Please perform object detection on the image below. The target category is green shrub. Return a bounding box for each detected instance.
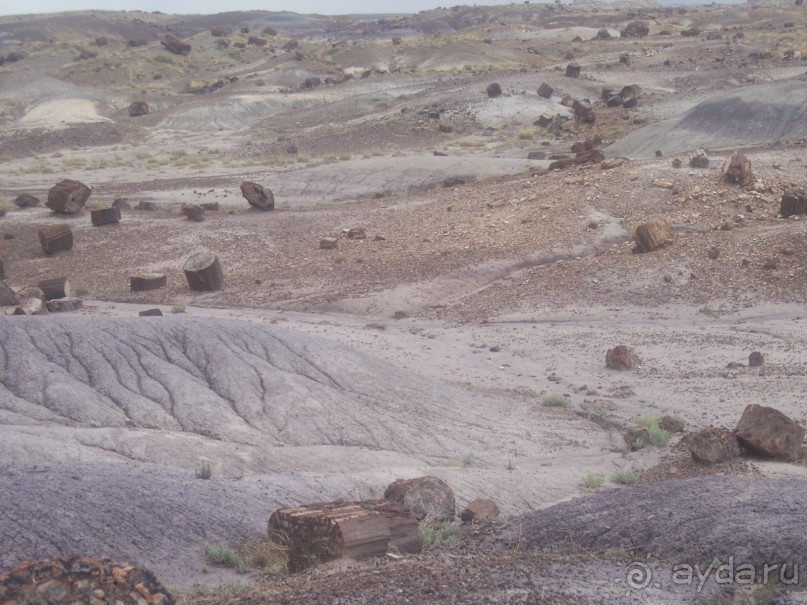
[170,302,186,314]
[205,545,249,573]
[419,521,461,547]
[542,394,568,407]
[582,472,604,489]
[648,426,671,447]
[611,468,639,485]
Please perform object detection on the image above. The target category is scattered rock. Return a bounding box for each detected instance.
[392,36,402,45]
[672,158,682,168]
[347,227,367,240]
[707,246,720,259]
[690,427,741,465]
[320,237,338,250]
[95,36,108,46]
[137,201,157,211]
[535,113,554,128]
[748,351,764,367]
[619,53,631,65]
[735,404,805,461]
[128,38,149,47]
[130,272,167,292]
[443,176,466,187]
[128,101,149,117]
[438,122,454,133]
[201,202,219,212]
[384,476,455,522]
[46,297,83,313]
[620,84,641,108]
[689,149,710,169]
[139,308,164,317]
[621,20,649,38]
[460,498,500,525]
[762,257,779,270]
[91,207,121,226]
[625,427,651,450]
[113,198,131,211]
[632,219,675,252]
[77,49,97,60]
[0,556,175,605]
[302,76,321,89]
[723,150,753,187]
[486,82,502,98]
[537,82,553,98]
[211,26,232,36]
[594,28,612,40]
[659,416,685,433]
[46,179,91,213]
[162,33,191,55]
[681,26,701,37]
[779,190,807,218]
[601,157,627,170]
[181,203,205,222]
[527,151,546,160]
[565,62,581,78]
[241,181,275,210]
[13,193,40,208]
[248,36,267,47]
[605,345,640,370]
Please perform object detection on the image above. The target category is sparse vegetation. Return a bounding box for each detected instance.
[170,302,186,314]
[204,545,249,573]
[611,468,639,485]
[582,472,605,489]
[74,285,88,296]
[518,130,534,140]
[542,394,568,407]
[636,414,671,446]
[0,370,7,383]
[419,520,461,547]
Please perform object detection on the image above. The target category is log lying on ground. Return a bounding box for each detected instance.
[183,252,223,291]
[139,308,164,317]
[38,277,74,301]
[46,297,83,313]
[38,224,74,255]
[632,219,675,253]
[130,272,167,292]
[268,500,422,572]
[91,206,121,226]
[46,179,91,213]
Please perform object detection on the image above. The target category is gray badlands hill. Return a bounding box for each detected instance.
[607,81,807,159]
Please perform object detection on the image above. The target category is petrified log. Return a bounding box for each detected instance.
[131,272,167,292]
[46,179,91,213]
[181,203,205,222]
[779,190,807,218]
[38,224,74,255]
[0,258,4,281]
[605,345,640,370]
[486,82,502,98]
[139,308,164,316]
[735,404,805,460]
[690,428,740,465]
[12,296,47,315]
[537,82,553,98]
[183,252,223,291]
[46,297,83,312]
[201,202,220,211]
[162,33,191,55]
[137,201,157,211]
[460,498,500,524]
[0,556,174,604]
[632,219,675,253]
[91,206,121,226]
[384,476,455,521]
[38,277,74,300]
[723,150,753,187]
[268,500,422,572]
[128,101,149,117]
[565,62,581,77]
[241,181,275,210]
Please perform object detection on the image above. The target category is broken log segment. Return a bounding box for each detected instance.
[46,297,83,313]
[46,179,91,213]
[38,224,74,255]
[632,219,675,253]
[139,308,164,317]
[268,500,422,572]
[38,278,74,301]
[130,273,167,292]
[183,252,223,292]
[241,181,275,210]
[91,206,121,226]
[0,258,4,280]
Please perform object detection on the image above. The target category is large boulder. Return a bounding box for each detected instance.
[384,476,455,522]
[46,180,91,213]
[0,556,174,604]
[723,150,753,187]
[460,498,500,525]
[240,181,275,210]
[162,34,190,55]
[734,404,805,461]
[620,20,649,38]
[690,427,741,465]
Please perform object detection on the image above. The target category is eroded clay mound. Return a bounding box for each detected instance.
[504,476,807,569]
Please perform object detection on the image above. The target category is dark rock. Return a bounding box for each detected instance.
[162,34,191,55]
[211,27,232,37]
[347,227,366,240]
[748,351,764,367]
[13,193,40,208]
[659,416,685,433]
[461,499,500,525]
[723,150,753,187]
[595,28,611,40]
[128,38,149,47]
[689,149,710,168]
[779,190,807,218]
[625,427,651,450]
[537,82,553,98]
[486,82,502,98]
[621,20,649,38]
[735,404,805,460]
[565,62,581,77]
[46,180,91,214]
[181,204,205,222]
[681,27,701,37]
[690,427,741,464]
[527,151,546,160]
[139,308,164,316]
[240,181,274,210]
[136,201,157,211]
[633,219,675,252]
[248,36,267,47]
[95,36,108,46]
[128,101,149,117]
[605,345,640,370]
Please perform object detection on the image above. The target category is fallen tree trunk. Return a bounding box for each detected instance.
[130,272,167,292]
[38,277,74,301]
[268,500,422,572]
[91,206,121,226]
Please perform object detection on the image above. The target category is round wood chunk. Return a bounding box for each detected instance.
[183,252,223,292]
